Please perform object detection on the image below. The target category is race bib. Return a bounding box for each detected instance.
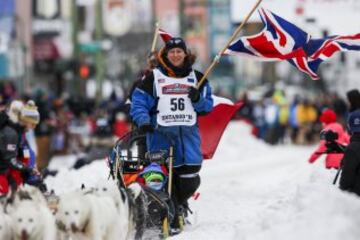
[154,69,197,126]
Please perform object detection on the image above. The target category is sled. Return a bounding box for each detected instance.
[109,129,178,239]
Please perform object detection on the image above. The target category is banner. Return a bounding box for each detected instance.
[199,96,243,159]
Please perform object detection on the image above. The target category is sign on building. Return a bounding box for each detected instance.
[102,0,132,36]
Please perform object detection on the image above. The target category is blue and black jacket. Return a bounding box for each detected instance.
[130,61,213,167]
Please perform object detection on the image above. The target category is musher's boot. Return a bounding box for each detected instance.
[182,202,194,225]
[170,206,185,235]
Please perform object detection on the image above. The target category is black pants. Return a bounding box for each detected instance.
[172,165,201,207]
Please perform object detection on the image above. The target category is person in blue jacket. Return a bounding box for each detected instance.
[130,37,213,228]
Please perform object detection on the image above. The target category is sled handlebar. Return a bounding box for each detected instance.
[144,150,169,164]
[115,128,176,150]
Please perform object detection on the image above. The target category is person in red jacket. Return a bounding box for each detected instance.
[308,109,350,169]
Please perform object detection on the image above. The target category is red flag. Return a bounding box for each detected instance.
[199,96,243,159]
[158,28,173,43]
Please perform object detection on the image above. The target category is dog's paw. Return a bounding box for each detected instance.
[126,182,143,200]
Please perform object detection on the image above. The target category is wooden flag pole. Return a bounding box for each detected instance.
[151,22,160,52]
[196,0,263,88]
[167,146,174,195]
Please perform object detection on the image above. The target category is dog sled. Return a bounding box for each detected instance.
[108,129,186,239]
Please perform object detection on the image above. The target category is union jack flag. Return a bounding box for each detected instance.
[289,34,360,79]
[225,8,360,80]
[158,28,173,43]
[225,8,310,61]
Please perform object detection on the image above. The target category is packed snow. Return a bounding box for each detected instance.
[45,121,360,240]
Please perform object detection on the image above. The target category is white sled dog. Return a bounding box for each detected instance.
[94,180,147,240]
[94,179,127,214]
[94,179,130,239]
[11,199,57,240]
[0,191,13,239]
[56,190,120,240]
[0,211,13,240]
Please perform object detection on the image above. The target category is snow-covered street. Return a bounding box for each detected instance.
[46,121,360,240]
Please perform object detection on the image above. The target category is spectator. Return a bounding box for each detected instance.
[339,110,360,195]
[34,89,55,171]
[308,109,350,169]
[0,100,42,195]
[346,89,360,113]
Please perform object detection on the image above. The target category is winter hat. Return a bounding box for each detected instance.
[19,100,40,125]
[140,163,167,190]
[143,172,165,183]
[7,100,24,123]
[140,163,166,179]
[319,109,337,124]
[165,37,187,52]
[348,109,360,133]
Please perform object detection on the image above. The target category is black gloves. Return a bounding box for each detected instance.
[139,124,154,134]
[188,87,200,103]
[28,176,48,192]
[35,181,48,193]
[9,158,33,174]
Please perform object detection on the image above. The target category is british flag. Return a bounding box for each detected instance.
[289,34,360,79]
[225,8,309,61]
[225,8,360,80]
[287,48,320,80]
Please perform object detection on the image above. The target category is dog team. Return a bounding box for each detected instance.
[0,179,148,240]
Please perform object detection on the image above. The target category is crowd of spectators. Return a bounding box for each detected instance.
[0,81,131,172]
[1,80,359,170]
[236,89,354,145]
